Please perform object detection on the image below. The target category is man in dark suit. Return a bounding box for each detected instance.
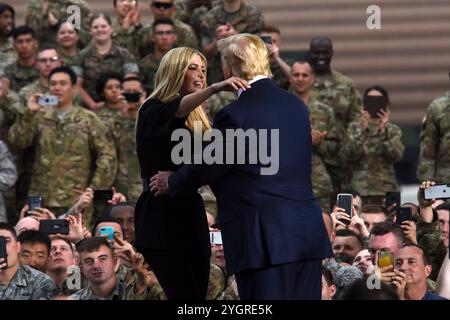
[150,34,333,299]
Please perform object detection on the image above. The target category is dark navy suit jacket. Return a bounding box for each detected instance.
[169,79,333,275]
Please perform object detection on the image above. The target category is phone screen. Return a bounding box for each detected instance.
[378,250,394,268]
[99,227,115,241]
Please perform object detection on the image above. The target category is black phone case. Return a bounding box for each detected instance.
[0,236,8,262]
[396,208,412,224]
[337,195,353,225]
[39,220,70,235]
[385,192,401,208]
[93,190,113,201]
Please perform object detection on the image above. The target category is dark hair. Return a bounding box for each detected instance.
[38,44,58,55]
[322,268,334,287]
[56,20,80,34]
[335,229,364,249]
[0,222,17,240]
[91,217,122,235]
[90,13,112,27]
[436,202,450,213]
[370,222,406,245]
[96,71,123,100]
[292,60,315,75]
[310,36,333,50]
[0,4,14,17]
[363,84,390,104]
[400,243,430,266]
[361,204,388,216]
[17,230,51,255]
[49,66,77,85]
[153,18,174,29]
[12,25,36,40]
[343,189,361,199]
[109,202,135,217]
[340,277,399,300]
[260,25,280,35]
[77,237,112,255]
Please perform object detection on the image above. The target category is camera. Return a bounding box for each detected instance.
[38,95,59,107]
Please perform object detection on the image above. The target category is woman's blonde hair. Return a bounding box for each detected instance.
[146,47,211,132]
[217,34,272,80]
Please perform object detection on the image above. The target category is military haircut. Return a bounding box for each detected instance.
[309,36,333,50]
[361,204,388,216]
[76,236,112,255]
[0,222,17,241]
[17,230,51,255]
[0,3,14,17]
[12,25,36,40]
[109,202,135,217]
[435,202,450,213]
[153,18,175,29]
[91,217,122,235]
[260,25,280,35]
[370,222,406,245]
[335,229,364,249]
[49,66,77,85]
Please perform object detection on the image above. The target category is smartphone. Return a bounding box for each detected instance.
[396,207,413,225]
[38,95,59,107]
[385,192,401,209]
[261,35,272,44]
[337,193,353,225]
[99,226,115,241]
[39,219,70,235]
[210,231,223,245]
[123,92,141,103]
[28,196,44,211]
[424,184,450,200]
[93,189,113,202]
[363,95,388,118]
[377,250,394,268]
[0,236,7,269]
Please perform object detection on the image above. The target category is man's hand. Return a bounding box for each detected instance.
[0,257,7,271]
[54,214,84,244]
[350,214,370,238]
[113,234,135,268]
[27,208,56,221]
[391,269,407,300]
[330,206,350,230]
[267,43,280,60]
[311,129,327,146]
[73,187,94,213]
[400,220,417,244]
[28,94,44,113]
[417,181,436,223]
[150,171,173,196]
[107,187,127,205]
[48,11,58,27]
[215,23,237,40]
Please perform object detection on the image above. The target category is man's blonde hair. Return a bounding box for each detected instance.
[217,33,272,80]
[144,47,211,132]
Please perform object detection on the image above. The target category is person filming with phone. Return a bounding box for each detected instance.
[7,66,117,219]
[343,85,404,206]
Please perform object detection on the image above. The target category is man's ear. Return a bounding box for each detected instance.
[424,264,432,278]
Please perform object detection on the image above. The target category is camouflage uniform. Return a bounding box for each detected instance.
[174,0,222,37]
[205,91,236,120]
[138,19,199,58]
[307,96,338,213]
[309,70,362,191]
[417,91,450,182]
[198,185,217,216]
[8,104,117,221]
[3,62,40,93]
[98,107,142,202]
[56,49,78,67]
[72,42,139,102]
[0,265,56,300]
[271,59,292,90]
[342,121,404,197]
[112,18,143,59]
[0,140,17,222]
[199,2,265,84]
[70,281,138,300]
[137,53,161,93]
[0,38,17,71]
[25,0,92,48]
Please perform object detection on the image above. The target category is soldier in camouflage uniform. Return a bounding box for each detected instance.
[25,0,92,48]
[0,223,56,300]
[137,0,198,59]
[260,26,292,90]
[417,91,450,182]
[0,141,17,223]
[138,19,177,92]
[8,67,117,220]
[309,37,362,191]
[55,21,80,67]
[200,0,264,84]
[0,4,16,71]
[342,85,404,200]
[72,13,139,106]
[4,26,39,93]
[112,0,144,58]
[289,61,338,212]
[204,91,236,120]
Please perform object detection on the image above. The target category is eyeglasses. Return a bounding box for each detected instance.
[154,30,174,36]
[37,56,60,64]
[152,2,173,10]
